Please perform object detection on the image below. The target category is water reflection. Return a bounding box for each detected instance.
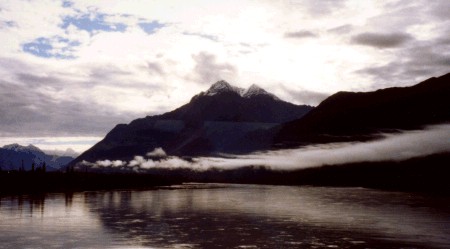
[0,185,449,248]
[86,185,449,248]
[0,193,117,248]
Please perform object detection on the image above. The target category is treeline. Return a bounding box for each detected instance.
[0,171,179,195]
[145,152,450,195]
[0,160,47,173]
[1,152,449,196]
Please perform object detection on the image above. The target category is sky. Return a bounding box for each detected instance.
[1,0,449,153]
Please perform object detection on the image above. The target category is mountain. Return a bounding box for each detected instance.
[275,72,450,146]
[71,81,313,165]
[0,144,75,171]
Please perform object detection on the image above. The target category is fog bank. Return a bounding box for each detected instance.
[81,124,450,172]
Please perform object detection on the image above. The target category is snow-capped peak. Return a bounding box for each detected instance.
[2,143,21,150]
[205,80,244,96]
[2,143,44,153]
[242,84,279,100]
[201,80,279,100]
[243,84,267,97]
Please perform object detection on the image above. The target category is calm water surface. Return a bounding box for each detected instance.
[0,184,449,248]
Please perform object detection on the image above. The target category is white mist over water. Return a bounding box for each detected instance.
[84,124,450,171]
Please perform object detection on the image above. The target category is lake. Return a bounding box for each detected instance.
[0,184,449,248]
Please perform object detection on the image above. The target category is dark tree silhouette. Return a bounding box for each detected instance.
[42,162,46,173]
[31,162,35,172]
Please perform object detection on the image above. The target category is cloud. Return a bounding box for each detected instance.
[191,52,237,84]
[327,24,353,34]
[284,31,317,39]
[280,85,329,106]
[183,32,219,42]
[351,32,413,48]
[356,32,450,87]
[0,75,136,137]
[81,124,450,172]
[146,147,167,158]
[146,62,165,76]
[290,0,347,16]
[1,0,449,150]
[0,136,101,154]
[43,148,80,157]
[95,159,126,168]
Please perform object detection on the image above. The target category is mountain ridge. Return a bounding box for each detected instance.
[274,72,450,145]
[71,72,450,167]
[201,80,279,100]
[70,81,313,165]
[0,144,75,171]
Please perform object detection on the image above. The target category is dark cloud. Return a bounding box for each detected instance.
[146,62,164,76]
[191,52,237,84]
[327,24,353,34]
[351,1,450,87]
[290,0,347,16]
[16,73,64,90]
[281,86,329,106]
[351,32,413,48]
[284,31,317,39]
[0,57,144,137]
[356,32,450,88]
[0,20,16,29]
[88,65,132,82]
[183,32,219,42]
[429,1,450,20]
[0,79,136,136]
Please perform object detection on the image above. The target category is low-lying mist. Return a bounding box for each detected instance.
[80,124,450,172]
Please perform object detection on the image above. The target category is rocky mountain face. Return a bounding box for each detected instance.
[71,81,313,164]
[0,144,75,171]
[275,72,450,146]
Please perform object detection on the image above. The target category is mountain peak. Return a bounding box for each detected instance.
[205,80,244,96]
[203,81,279,100]
[3,143,43,153]
[2,143,21,150]
[243,84,279,100]
[243,84,266,96]
[26,144,41,151]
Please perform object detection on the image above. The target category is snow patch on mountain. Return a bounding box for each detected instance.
[242,84,280,100]
[203,80,279,100]
[205,80,245,96]
[1,144,75,170]
[2,143,44,154]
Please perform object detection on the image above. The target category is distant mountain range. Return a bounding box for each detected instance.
[72,72,450,166]
[0,144,75,171]
[275,72,450,146]
[71,81,313,164]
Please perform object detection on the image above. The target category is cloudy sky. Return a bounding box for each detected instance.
[1,0,449,153]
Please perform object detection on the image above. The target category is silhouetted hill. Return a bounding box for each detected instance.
[275,72,450,145]
[71,81,312,165]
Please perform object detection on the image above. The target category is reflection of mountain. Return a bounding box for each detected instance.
[0,144,74,171]
[71,81,312,164]
[275,72,450,145]
[86,186,448,248]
